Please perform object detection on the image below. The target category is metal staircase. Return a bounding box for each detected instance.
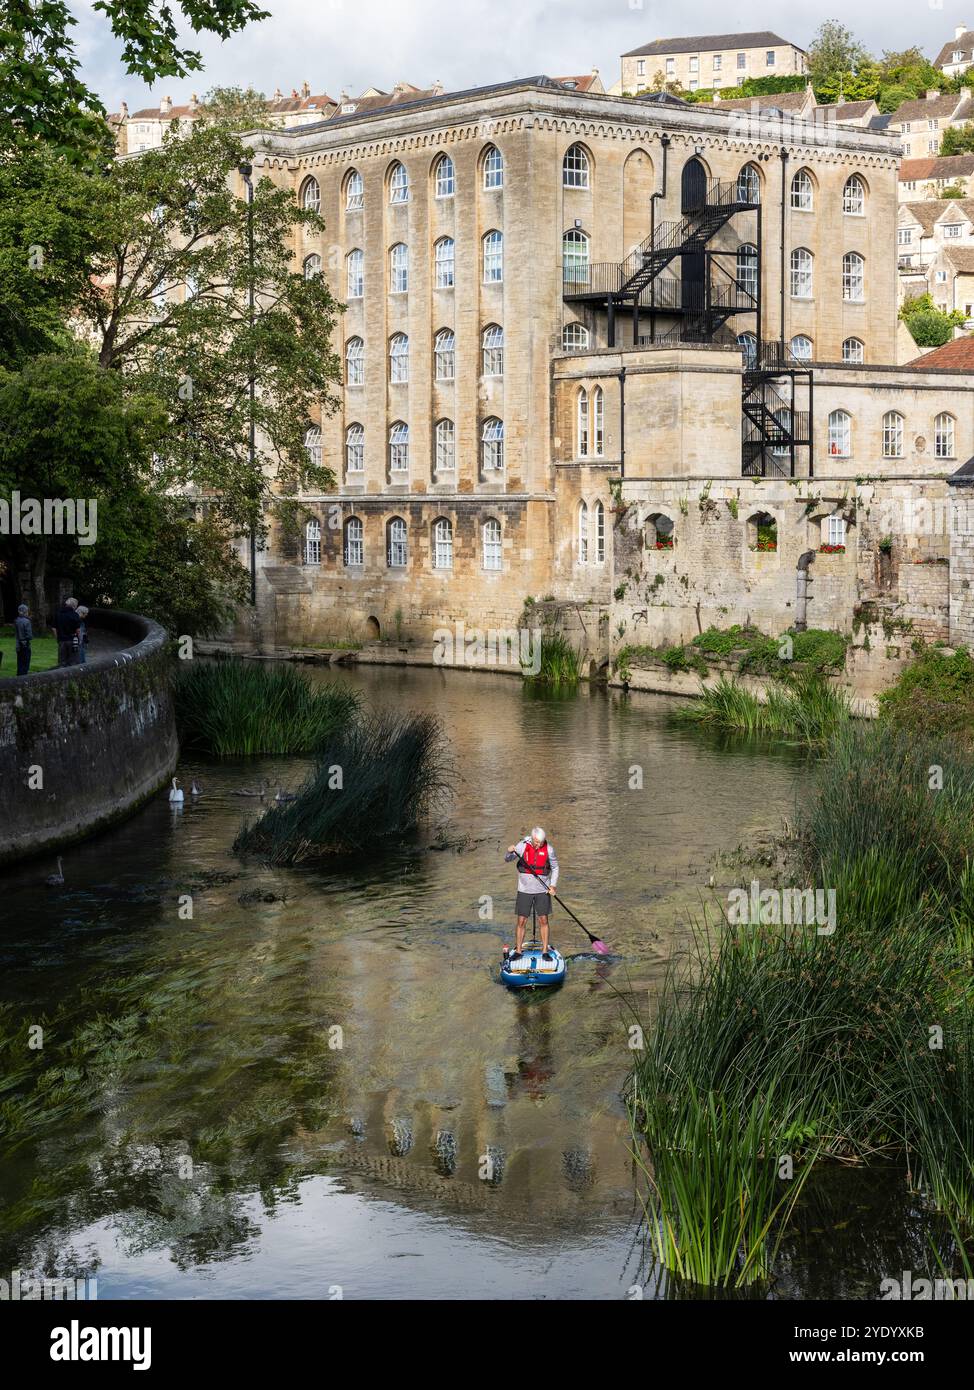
[742,344,813,478]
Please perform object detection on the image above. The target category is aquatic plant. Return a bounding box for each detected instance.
[175,659,360,756]
[527,632,581,689]
[677,672,851,744]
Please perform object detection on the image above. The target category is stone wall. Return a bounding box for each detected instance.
[0,611,177,867]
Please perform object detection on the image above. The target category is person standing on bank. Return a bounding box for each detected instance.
[14,603,33,676]
[504,827,559,962]
[55,597,81,667]
[76,606,90,664]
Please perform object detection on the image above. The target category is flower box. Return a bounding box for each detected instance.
[818,544,846,554]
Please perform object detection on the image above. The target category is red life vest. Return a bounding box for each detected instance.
[517,840,550,878]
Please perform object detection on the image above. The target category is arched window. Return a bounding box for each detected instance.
[737,331,757,367]
[482,417,504,471]
[841,338,863,364]
[345,336,364,386]
[883,411,904,458]
[483,518,502,571]
[828,409,852,457]
[594,499,606,563]
[345,169,364,211]
[563,143,590,188]
[344,517,364,566]
[434,418,455,472]
[304,518,321,565]
[389,161,409,203]
[482,324,504,375]
[645,513,674,549]
[562,322,589,350]
[790,168,813,211]
[390,242,408,293]
[737,162,761,204]
[483,230,503,282]
[736,243,758,299]
[936,412,956,459]
[433,518,453,569]
[434,154,455,198]
[434,328,455,381]
[593,386,604,457]
[387,517,407,568]
[483,145,504,189]
[434,236,455,288]
[843,175,866,216]
[345,423,364,473]
[562,229,590,287]
[842,252,865,302]
[578,500,589,563]
[389,332,409,384]
[790,247,813,299]
[389,421,409,473]
[790,335,813,362]
[304,424,322,468]
[346,248,364,298]
[746,511,778,551]
[577,387,589,457]
[303,253,322,280]
[300,176,320,213]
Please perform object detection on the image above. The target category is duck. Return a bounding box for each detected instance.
[274,785,297,803]
[45,856,64,887]
[232,780,268,798]
[169,778,184,804]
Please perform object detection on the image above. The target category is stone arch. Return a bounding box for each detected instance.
[644,511,675,550]
[365,615,381,639]
[745,510,778,552]
[623,148,655,252]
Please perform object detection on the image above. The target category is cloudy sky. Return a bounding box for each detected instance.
[73,0,961,110]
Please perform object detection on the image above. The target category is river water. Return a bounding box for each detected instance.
[0,665,940,1299]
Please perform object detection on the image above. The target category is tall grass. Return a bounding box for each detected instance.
[527,632,581,689]
[677,671,852,744]
[175,660,360,756]
[233,713,451,864]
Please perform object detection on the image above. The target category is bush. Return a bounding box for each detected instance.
[879,646,974,741]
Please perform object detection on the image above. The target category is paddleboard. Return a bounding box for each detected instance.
[500,943,566,990]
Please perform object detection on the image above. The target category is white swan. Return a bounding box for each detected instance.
[45,856,64,887]
[274,785,297,803]
[190,778,202,797]
[169,778,184,804]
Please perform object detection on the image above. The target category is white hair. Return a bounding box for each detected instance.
[531,826,546,841]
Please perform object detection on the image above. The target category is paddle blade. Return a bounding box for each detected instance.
[590,939,609,955]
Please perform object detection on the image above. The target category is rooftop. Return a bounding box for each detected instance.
[623,31,800,58]
[900,154,974,181]
[907,336,974,370]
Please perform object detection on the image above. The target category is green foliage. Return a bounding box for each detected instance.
[879,646,974,741]
[0,624,57,672]
[740,628,849,676]
[677,672,852,744]
[900,293,967,348]
[941,122,974,156]
[529,632,581,688]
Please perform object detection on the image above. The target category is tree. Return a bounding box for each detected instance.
[0,0,270,160]
[899,293,967,348]
[941,123,974,156]
[808,21,871,103]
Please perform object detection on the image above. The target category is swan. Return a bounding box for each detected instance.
[190,778,202,797]
[169,778,184,804]
[45,856,64,887]
[232,780,268,798]
[274,785,297,803]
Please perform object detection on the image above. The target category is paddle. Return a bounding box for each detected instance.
[511,844,609,955]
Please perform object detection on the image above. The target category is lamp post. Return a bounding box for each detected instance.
[238,161,257,606]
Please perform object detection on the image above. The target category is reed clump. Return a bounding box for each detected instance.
[175,660,360,756]
[676,671,852,744]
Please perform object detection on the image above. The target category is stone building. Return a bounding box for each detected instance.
[617,31,806,97]
[934,23,974,79]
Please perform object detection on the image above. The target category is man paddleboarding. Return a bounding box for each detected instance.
[505,827,559,961]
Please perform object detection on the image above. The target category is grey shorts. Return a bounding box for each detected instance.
[516,891,551,919]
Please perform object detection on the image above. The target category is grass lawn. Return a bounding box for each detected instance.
[0,624,59,674]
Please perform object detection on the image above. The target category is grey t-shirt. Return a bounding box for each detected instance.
[505,839,559,894]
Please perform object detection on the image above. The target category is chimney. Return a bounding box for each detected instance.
[957,24,969,39]
[160,94,173,114]
[591,65,599,77]
[431,79,444,95]
[119,100,128,117]
[302,81,310,98]
[273,87,283,101]
[927,89,941,101]
[189,93,198,110]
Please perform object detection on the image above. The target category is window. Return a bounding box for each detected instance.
[666,58,675,76]
[577,387,589,456]
[689,57,699,73]
[300,176,320,213]
[345,423,364,473]
[593,386,604,457]
[389,333,409,384]
[563,143,590,188]
[483,518,502,571]
[842,252,865,302]
[483,230,503,282]
[828,409,851,457]
[304,424,322,468]
[898,228,913,246]
[578,501,589,562]
[594,499,605,563]
[305,518,321,565]
[483,145,504,189]
[344,517,364,566]
[843,175,866,215]
[562,322,589,350]
[433,518,453,569]
[389,421,409,472]
[790,247,813,299]
[636,59,645,77]
[345,170,364,211]
[562,229,590,287]
[944,223,964,238]
[434,154,455,198]
[482,324,504,375]
[390,242,408,294]
[883,411,904,458]
[435,419,455,472]
[737,163,760,204]
[303,253,322,279]
[482,417,504,471]
[689,81,698,92]
[935,412,956,459]
[790,335,813,362]
[737,331,757,367]
[766,50,775,66]
[388,517,407,568]
[935,269,948,283]
[346,248,364,298]
[842,337,864,364]
[389,162,409,203]
[434,329,455,381]
[713,54,722,71]
[434,236,455,288]
[825,516,846,548]
[345,336,364,386]
[790,168,813,211]
[737,52,746,68]
[737,243,759,299]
